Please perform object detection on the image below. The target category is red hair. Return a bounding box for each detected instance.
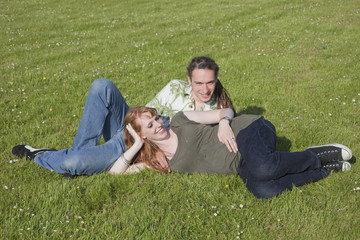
[123,106,168,173]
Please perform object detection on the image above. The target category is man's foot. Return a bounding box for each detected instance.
[323,161,351,172]
[307,143,352,165]
[12,145,57,160]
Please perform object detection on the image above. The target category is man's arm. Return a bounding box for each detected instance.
[182,108,234,124]
[183,109,238,153]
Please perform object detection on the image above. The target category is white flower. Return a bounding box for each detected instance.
[214,213,217,216]
[3,185,8,190]
[239,204,244,208]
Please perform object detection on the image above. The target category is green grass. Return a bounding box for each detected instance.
[1,0,359,239]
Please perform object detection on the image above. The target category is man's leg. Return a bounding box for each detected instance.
[241,168,328,199]
[237,118,327,198]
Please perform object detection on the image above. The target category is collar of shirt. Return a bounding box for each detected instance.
[185,85,216,110]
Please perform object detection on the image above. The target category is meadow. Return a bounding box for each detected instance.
[1,0,359,239]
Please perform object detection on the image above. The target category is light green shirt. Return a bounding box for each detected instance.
[146,80,217,126]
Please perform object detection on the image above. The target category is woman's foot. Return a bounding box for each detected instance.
[12,145,57,160]
[307,143,352,165]
[323,161,351,172]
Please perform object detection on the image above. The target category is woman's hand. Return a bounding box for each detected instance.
[126,124,144,149]
[217,120,238,153]
[109,124,144,174]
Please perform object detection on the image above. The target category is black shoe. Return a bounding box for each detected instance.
[323,161,351,172]
[12,145,57,160]
[307,143,352,165]
[62,173,76,179]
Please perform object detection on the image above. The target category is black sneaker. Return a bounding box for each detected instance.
[12,145,57,160]
[307,143,352,165]
[62,173,76,179]
[323,161,351,172]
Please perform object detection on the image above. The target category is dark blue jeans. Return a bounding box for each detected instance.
[236,118,329,199]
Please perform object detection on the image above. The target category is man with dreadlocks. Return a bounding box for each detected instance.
[12,56,235,177]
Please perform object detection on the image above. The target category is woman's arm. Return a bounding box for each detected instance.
[123,162,150,174]
[183,108,238,153]
[108,124,144,174]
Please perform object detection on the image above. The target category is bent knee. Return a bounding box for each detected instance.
[89,78,113,93]
[250,163,279,181]
[246,181,284,199]
[61,156,86,173]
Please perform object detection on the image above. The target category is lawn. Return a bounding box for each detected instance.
[1,0,359,239]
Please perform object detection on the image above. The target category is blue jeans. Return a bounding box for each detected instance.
[236,118,329,199]
[34,79,129,175]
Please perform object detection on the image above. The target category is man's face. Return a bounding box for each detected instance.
[187,69,217,105]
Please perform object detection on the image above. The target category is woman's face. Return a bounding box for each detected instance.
[137,112,169,142]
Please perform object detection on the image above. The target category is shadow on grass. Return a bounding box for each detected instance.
[349,155,357,164]
[237,105,292,152]
[276,136,292,152]
[237,105,266,115]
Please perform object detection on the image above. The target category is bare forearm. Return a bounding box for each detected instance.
[108,140,144,174]
[124,162,150,174]
[183,108,234,124]
[218,108,234,122]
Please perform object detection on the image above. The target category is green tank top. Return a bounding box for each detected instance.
[169,112,262,175]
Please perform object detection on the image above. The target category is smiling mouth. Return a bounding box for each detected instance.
[156,126,165,134]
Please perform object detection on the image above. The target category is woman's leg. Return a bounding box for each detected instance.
[72,78,129,149]
[34,131,126,175]
[34,78,129,175]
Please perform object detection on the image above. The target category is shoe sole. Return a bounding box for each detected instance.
[342,161,352,171]
[307,143,353,161]
[12,145,57,159]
